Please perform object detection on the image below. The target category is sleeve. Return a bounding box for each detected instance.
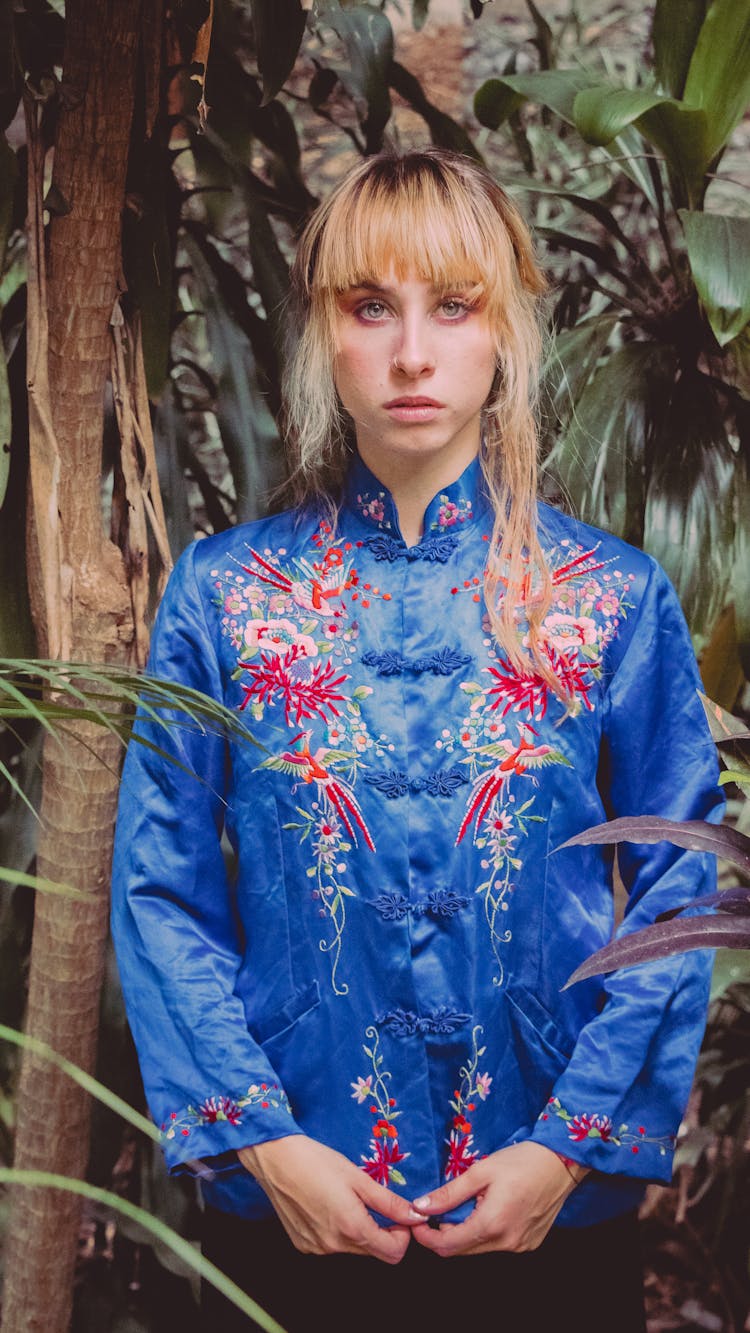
[110,541,303,1176]
[530,557,724,1182]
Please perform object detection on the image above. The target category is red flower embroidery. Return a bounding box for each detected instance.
[363,1136,407,1186]
[198,1095,243,1126]
[238,647,349,727]
[445,1130,479,1179]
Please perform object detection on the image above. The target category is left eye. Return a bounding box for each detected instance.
[440,300,468,318]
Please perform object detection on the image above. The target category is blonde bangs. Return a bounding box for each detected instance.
[309,166,522,329]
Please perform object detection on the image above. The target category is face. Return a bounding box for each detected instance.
[333,272,497,484]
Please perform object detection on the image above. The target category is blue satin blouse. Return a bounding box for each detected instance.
[111,453,722,1227]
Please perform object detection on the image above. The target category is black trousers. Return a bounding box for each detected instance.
[200,1206,647,1333]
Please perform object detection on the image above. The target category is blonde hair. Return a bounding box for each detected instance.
[281,148,557,684]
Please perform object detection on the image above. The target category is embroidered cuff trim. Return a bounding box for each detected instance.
[538,1097,675,1158]
[161,1083,292,1143]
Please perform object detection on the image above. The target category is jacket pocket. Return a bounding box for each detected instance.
[504,984,573,1125]
[251,979,321,1047]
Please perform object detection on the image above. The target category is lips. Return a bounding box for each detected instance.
[384,396,445,408]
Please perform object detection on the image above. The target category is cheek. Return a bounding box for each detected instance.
[334,340,385,408]
[455,332,497,401]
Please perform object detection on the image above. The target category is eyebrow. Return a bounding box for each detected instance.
[342,280,475,296]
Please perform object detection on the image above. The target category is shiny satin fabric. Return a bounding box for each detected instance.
[111,454,722,1226]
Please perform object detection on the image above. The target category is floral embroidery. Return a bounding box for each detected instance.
[357,491,390,527]
[162,1083,292,1141]
[353,1027,408,1186]
[279,797,360,998]
[445,1026,493,1179]
[441,540,635,980]
[540,1097,675,1157]
[473,795,545,985]
[238,649,352,727]
[212,524,396,996]
[431,494,473,530]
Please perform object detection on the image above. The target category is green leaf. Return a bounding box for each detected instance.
[122,141,173,398]
[388,62,484,161]
[0,867,83,899]
[0,1170,285,1331]
[326,5,393,151]
[494,68,596,123]
[487,70,658,205]
[652,0,708,99]
[183,232,284,523]
[0,1022,158,1138]
[473,78,526,131]
[541,315,618,432]
[546,343,660,545]
[683,0,750,162]
[679,211,750,348]
[644,372,735,637]
[573,86,710,207]
[251,0,308,106]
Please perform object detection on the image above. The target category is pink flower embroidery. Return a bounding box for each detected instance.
[542,613,598,653]
[242,617,318,659]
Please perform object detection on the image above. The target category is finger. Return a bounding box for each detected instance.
[356,1174,428,1225]
[412,1165,484,1216]
[411,1214,490,1258]
[356,1217,411,1264]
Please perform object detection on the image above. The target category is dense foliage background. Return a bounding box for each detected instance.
[0,1,748,1329]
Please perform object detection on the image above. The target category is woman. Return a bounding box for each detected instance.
[111,150,721,1332]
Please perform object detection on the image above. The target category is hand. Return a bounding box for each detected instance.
[238,1135,425,1264]
[410,1141,589,1257]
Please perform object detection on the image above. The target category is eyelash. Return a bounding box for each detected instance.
[354,298,473,322]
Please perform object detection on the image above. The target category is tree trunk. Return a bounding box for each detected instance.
[1,2,145,1329]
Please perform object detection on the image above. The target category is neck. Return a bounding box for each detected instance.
[356,441,480,547]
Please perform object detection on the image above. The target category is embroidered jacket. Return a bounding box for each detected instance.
[111,454,722,1227]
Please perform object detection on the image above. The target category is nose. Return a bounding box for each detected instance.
[392,313,435,378]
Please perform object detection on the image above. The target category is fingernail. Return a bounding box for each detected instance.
[408,1207,427,1221]
[413,1195,430,1210]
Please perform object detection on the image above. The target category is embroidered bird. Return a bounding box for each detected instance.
[455,728,571,846]
[497,545,606,608]
[241,547,352,617]
[261,731,376,851]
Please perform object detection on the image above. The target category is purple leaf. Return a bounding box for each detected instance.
[564,914,750,987]
[556,816,750,876]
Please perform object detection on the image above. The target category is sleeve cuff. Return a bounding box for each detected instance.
[159,1079,302,1173]
[531,1095,676,1184]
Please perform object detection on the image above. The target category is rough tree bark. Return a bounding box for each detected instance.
[0,2,160,1329]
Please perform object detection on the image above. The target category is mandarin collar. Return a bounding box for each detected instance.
[342,452,487,544]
